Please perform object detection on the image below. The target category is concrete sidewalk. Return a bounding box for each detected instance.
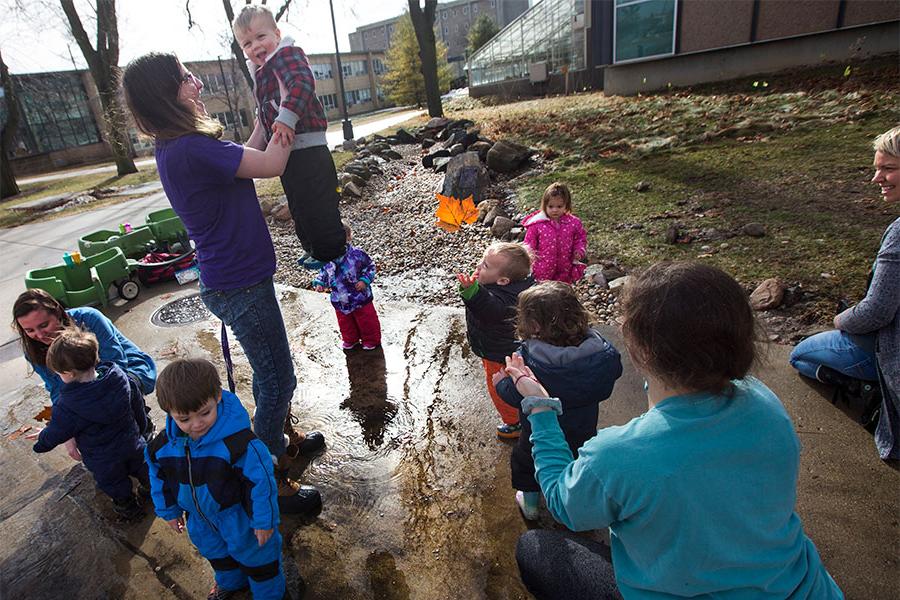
[0,285,896,599]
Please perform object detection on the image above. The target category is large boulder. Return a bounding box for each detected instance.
[750,278,786,311]
[486,140,533,173]
[440,151,490,204]
[395,128,417,144]
[422,149,452,168]
[469,141,492,161]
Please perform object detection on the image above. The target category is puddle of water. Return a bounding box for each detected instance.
[273,292,531,599]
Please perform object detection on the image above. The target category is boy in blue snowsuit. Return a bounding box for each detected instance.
[146,358,287,600]
[30,327,149,521]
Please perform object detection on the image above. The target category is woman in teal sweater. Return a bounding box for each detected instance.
[503,262,843,599]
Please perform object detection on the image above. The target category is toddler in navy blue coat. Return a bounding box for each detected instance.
[494,281,622,519]
[29,327,149,520]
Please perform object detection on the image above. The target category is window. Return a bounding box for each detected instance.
[318,93,338,110]
[441,11,447,19]
[473,4,479,13]
[239,109,250,127]
[614,0,676,63]
[342,63,352,77]
[311,63,333,80]
[372,58,385,75]
[443,25,449,34]
[463,5,469,14]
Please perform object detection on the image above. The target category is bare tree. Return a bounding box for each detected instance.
[408,0,442,117]
[1,50,21,199]
[59,0,136,175]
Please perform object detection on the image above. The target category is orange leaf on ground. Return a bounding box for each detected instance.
[34,406,52,422]
[8,425,32,440]
[435,193,478,232]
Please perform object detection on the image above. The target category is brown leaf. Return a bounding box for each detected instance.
[34,406,52,422]
[8,425,32,440]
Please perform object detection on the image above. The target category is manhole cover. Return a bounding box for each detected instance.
[151,293,210,327]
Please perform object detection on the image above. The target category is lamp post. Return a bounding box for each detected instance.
[329,0,353,141]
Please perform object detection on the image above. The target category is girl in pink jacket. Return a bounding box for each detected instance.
[522,182,588,283]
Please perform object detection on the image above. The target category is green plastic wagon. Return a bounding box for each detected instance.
[145,208,188,247]
[24,247,141,309]
[78,225,157,259]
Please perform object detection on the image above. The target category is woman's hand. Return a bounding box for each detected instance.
[504,354,549,398]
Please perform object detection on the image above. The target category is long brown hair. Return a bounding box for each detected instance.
[12,289,72,366]
[621,261,758,394]
[122,52,222,140]
[517,281,589,347]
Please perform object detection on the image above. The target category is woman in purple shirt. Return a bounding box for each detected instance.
[122,52,322,517]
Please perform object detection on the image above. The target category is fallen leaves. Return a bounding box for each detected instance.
[7,425,32,441]
[435,194,478,232]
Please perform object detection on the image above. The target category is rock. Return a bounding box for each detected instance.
[476,199,500,223]
[440,151,490,203]
[259,198,275,216]
[469,141,492,161]
[584,264,609,288]
[342,181,363,199]
[665,224,679,244]
[602,266,626,281]
[433,157,452,173]
[272,204,293,223]
[379,149,402,160]
[341,139,358,151]
[355,137,367,145]
[349,173,366,188]
[509,227,524,241]
[486,140,533,173]
[422,138,436,149]
[750,278,786,311]
[340,173,355,187]
[449,143,465,156]
[482,205,509,228]
[634,181,652,192]
[344,164,372,180]
[491,216,515,239]
[608,275,634,295]
[394,128,416,144]
[424,117,451,130]
[741,222,767,238]
[422,149,451,168]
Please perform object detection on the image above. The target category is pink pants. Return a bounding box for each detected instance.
[335,301,381,348]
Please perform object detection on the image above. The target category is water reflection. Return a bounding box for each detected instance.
[341,347,396,450]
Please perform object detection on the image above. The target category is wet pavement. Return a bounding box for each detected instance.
[0,282,897,599]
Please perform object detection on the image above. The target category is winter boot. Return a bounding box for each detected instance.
[276,457,323,519]
[284,411,326,459]
[207,583,249,600]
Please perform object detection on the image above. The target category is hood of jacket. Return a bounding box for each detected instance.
[483,275,535,300]
[164,390,251,450]
[522,210,579,229]
[521,328,623,408]
[247,35,295,81]
[58,361,131,425]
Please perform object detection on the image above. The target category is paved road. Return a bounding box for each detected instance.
[17,109,426,185]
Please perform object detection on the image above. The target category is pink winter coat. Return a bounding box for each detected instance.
[522,210,587,283]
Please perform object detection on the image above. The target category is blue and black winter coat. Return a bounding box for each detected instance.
[145,390,279,534]
[496,329,623,491]
[33,361,144,471]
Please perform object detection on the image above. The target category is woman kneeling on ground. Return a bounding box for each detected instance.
[122,52,324,517]
[504,261,843,599]
[790,125,900,461]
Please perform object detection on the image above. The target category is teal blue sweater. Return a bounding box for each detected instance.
[529,377,843,599]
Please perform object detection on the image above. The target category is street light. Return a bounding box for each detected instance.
[329,0,353,141]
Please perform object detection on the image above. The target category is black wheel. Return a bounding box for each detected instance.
[117,279,140,301]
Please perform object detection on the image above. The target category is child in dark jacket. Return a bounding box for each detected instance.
[457,242,536,439]
[495,282,622,519]
[29,328,149,521]
[146,358,293,600]
[313,222,381,350]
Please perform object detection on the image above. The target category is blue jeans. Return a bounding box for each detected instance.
[201,277,297,458]
[790,330,878,382]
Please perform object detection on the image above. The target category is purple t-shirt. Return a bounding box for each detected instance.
[155,134,275,290]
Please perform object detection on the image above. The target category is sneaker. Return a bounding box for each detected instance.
[362,343,380,351]
[515,491,540,520]
[342,341,359,350]
[296,254,326,270]
[207,583,249,600]
[112,495,145,522]
[496,422,522,439]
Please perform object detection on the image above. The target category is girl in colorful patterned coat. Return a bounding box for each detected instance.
[313,223,382,351]
[522,182,588,284]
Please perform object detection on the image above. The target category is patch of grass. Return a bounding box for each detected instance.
[514,114,895,314]
[1,165,161,228]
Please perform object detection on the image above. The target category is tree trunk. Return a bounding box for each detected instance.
[1,50,21,199]
[408,0,443,118]
[60,0,137,176]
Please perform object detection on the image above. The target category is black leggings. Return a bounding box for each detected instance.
[516,530,622,600]
[280,145,347,262]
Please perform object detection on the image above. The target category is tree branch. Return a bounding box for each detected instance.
[59,0,100,74]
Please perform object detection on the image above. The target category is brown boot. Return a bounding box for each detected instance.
[284,410,326,458]
[275,457,323,518]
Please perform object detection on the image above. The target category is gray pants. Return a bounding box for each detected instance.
[516,530,622,600]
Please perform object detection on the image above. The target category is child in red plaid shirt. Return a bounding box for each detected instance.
[234,4,347,269]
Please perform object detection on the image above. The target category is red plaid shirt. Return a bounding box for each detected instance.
[251,39,328,140]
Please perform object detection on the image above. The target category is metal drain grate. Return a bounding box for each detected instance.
[150,293,210,327]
